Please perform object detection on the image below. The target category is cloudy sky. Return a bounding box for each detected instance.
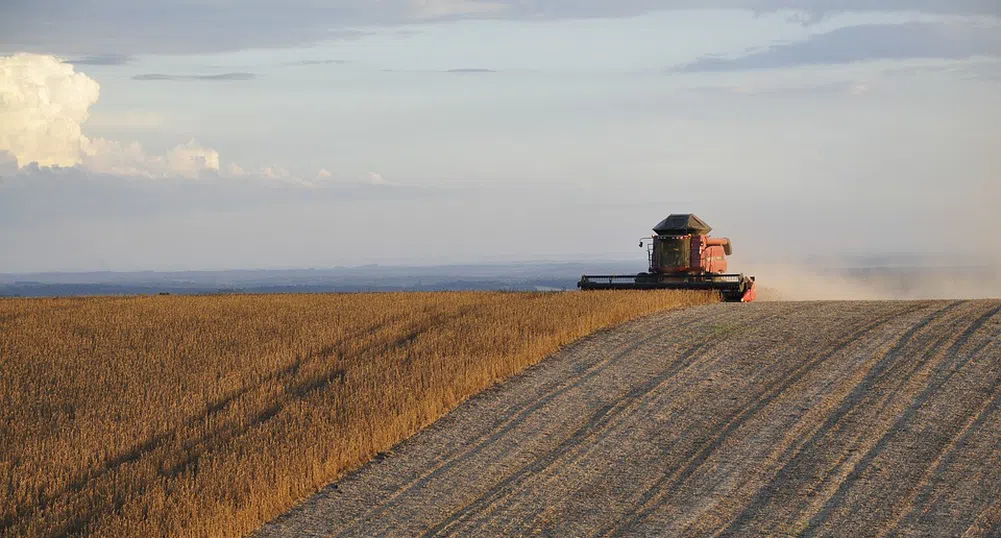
[1,1,999,272]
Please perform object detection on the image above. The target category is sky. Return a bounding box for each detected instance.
[0,0,999,273]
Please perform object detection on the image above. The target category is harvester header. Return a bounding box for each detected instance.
[578,213,757,302]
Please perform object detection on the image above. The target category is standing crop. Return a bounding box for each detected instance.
[0,290,714,538]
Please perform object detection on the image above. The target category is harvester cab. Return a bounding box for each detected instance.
[578,214,757,302]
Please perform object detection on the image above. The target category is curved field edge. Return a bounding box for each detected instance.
[250,300,1001,538]
[0,290,715,538]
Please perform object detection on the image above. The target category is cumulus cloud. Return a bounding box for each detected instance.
[79,138,221,178]
[1,53,242,179]
[0,53,100,167]
[679,21,1001,72]
[367,172,391,185]
[0,54,357,186]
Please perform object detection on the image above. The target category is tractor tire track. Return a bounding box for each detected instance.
[709,301,973,537]
[467,301,940,537]
[262,302,751,538]
[708,301,1001,538]
[251,300,1001,538]
[886,359,1001,537]
[594,301,946,538]
[472,305,819,533]
[800,304,1001,537]
[324,305,730,536]
[417,305,821,538]
[451,302,877,536]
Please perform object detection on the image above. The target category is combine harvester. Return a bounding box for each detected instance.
[578,214,757,302]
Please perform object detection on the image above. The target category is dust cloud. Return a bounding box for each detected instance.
[747,263,1001,301]
[743,157,999,302]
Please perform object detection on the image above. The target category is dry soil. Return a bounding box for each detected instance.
[252,300,1001,538]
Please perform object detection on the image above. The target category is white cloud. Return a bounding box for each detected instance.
[77,138,220,178]
[0,53,100,167]
[850,82,870,95]
[678,21,1001,72]
[0,53,223,178]
[164,140,221,176]
[0,53,334,182]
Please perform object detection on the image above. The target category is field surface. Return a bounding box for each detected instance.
[253,300,1001,538]
[0,291,709,538]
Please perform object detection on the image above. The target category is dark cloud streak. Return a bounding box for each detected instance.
[691,80,869,96]
[679,22,1001,72]
[65,53,133,66]
[1,1,998,56]
[446,68,497,73]
[132,72,256,81]
[380,67,500,74]
[280,59,350,66]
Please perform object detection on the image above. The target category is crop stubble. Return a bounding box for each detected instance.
[252,300,1001,538]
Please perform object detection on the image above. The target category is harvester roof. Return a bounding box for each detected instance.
[652,214,712,235]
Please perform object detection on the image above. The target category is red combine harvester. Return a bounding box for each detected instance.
[578,214,757,302]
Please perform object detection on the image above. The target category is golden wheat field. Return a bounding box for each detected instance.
[0,290,713,538]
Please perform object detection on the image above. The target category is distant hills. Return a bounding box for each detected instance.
[0,262,643,297]
[2,258,997,299]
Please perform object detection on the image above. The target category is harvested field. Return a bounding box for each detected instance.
[253,300,1001,538]
[0,290,712,538]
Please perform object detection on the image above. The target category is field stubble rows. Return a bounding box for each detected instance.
[252,299,1001,538]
